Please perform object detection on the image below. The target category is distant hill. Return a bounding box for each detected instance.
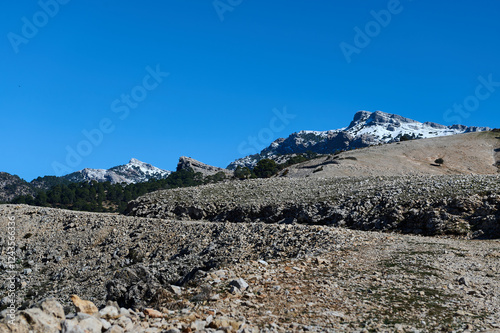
[0,172,35,202]
[0,158,172,204]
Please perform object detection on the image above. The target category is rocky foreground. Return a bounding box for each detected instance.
[0,204,499,332]
[127,175,500,238]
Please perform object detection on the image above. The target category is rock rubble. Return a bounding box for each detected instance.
[1,197,499,331]
[127,175,500,238]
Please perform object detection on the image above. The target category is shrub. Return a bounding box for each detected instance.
[253,159,278,178]
[234,166,253,180]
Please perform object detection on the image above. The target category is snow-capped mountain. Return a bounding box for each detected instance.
[63,158,171,184]
[228,110,490,169]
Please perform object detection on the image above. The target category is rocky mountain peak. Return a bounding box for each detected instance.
[228,110,490,169]
[177,156,233,177]
[64,159,171,184]
[129,158,142,165]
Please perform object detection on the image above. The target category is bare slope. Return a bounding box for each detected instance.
[127,175,500,238]
[281,131,500,178]
[1,205,499,332]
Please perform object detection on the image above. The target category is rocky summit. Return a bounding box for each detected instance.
[64,158,172,184]
[228,110,490,169]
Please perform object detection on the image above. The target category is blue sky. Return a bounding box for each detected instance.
[1,0,500,181]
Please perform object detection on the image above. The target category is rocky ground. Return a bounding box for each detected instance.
[127,175,500,238]
[0,204,499,332]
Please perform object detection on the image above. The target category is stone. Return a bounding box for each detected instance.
[458,276,470,286]
[119,308,130,317]
[77,315,103,333]
[115,315,133,330]
[100,318,111,330]
[209,317,230,329]
[106,325,125,333]
[229,278,249,291]
[39,297,66,320]
[315,258,329,265]
[168,285,182,296]
[70,295,98,315]
[99,305,120,319]
[62,318,86,333]
[143,308,163,318]
[165,329,181,333]
[190,320,207,331]
[20,308,61,333]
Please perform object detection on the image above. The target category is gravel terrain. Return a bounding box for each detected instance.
[127,175,500,238]
[0,205,499,332]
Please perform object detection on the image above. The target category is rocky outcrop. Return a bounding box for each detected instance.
[177,156,232,177]
[127,175,500,239]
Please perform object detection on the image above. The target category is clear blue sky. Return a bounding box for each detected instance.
[2,0,500,181]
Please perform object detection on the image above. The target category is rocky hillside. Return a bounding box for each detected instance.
[228,110,490,169]
[127,175,500,238]
[1,205,499,332]
[0,173,34,202]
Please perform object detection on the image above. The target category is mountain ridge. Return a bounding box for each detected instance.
[63,158,172,184]
[228,110,490,169]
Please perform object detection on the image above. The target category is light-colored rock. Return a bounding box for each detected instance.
[39,297,65,320]
[106,325,125,333]
[99,305,120,319]
[62,318,86,333]
[70,295,98,315]
[143,308,163,318]
[2,307,60,333]
[115,315,133,330]
[168,285,182,296]
[77,315,103,333]
[229,278,249,291]
[100,318,111,330]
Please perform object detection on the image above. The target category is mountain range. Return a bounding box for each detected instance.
[0,110,492,202]
[0,159,171,202]
[227,110,490,169]
[63,158,171,184]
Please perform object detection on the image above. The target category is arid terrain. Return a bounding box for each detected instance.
[1,132,499,332]
[0,205,499,332]
[279,131,500,178]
